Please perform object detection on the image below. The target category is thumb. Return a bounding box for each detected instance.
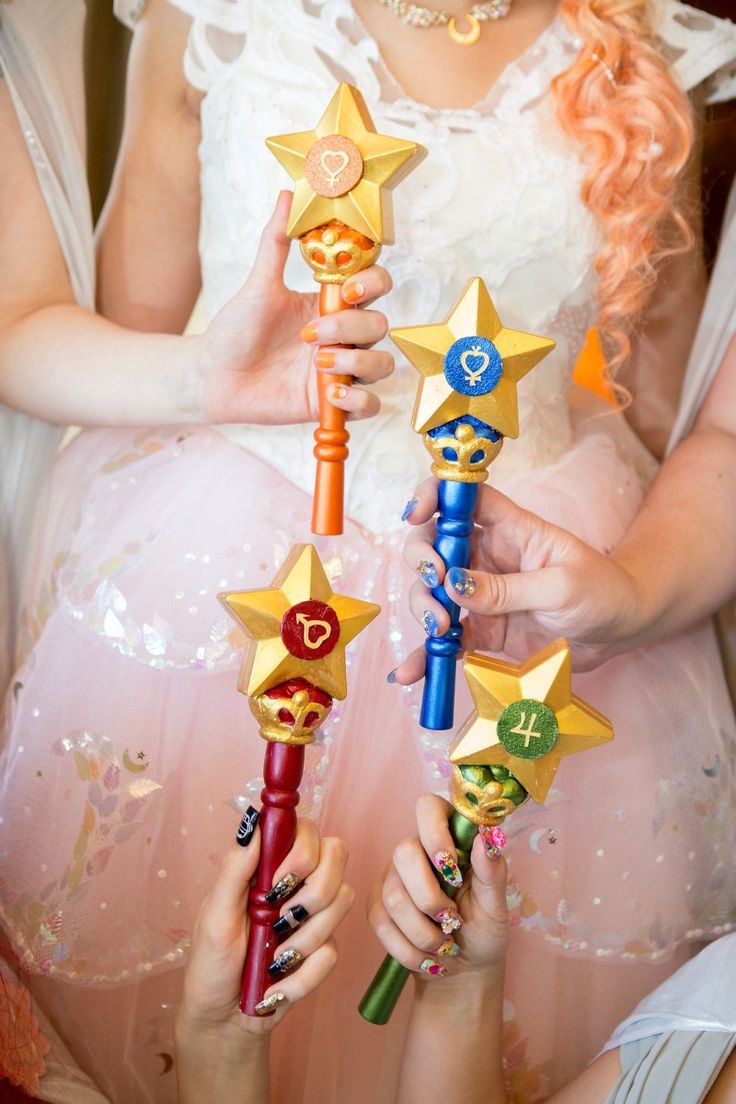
[205,826,262,921]
[244,190,293,290]
[444,563,571,617]
[469,832,509,925]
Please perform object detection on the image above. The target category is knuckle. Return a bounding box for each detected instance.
[394,836,419,867]
[338,882,356,911]
[383,885,407,916]
[484,571,508,612]
[324,835,349,869]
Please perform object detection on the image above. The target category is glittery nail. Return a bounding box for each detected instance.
[420,958,447,977]
[254,992,288,1017]
[235,805,259,847]
[422,610,440,637]
[267,948,303,977]
[386,669,398,684]
[437,938,461,958]
[432,850,463,888]
[447,566,476,597]
[272,904,309,935]
[265,872,300,904]
[416,560,440,588]
[479,825,507,860]
[401,498,418,522]
[434,906,463,934]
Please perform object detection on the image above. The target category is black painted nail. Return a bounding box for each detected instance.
[272,904,310,935]
[267,948,303,977]
[265,872,300,904]
[236,805,259,847]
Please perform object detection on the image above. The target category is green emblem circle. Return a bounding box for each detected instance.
[497,698,558,760]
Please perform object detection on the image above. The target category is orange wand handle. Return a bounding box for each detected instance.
[312,284,353,536]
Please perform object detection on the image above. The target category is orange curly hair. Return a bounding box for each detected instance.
[552,0,696,373]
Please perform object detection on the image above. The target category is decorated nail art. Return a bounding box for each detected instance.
[267,948,303,977]
[437,938,461,958]
[434,906,463,935]
[432,850,463,888]
[265,872,300,904]
[420,958,447,977]
[417,560,440,588]
[447,566,476,597]
[479,825,507,859]
[401,498,418,522]
[254,992,288,1017]
[421,610,440,637]
[236,805,259,847]
[272,904,310,935]
[343,281,365,303]
[329,384,348,400]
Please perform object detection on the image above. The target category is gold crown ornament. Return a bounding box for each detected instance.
[299,221,381,284]
[424,420,505,482]
[249,678,333,746]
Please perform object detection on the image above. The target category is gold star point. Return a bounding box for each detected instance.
[266,83,426,242]
[449,639,613,803]
[220,544,380,700]
[392,277,556,438]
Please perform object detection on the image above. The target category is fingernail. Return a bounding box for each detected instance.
[479,825,507,860]
[401,498,418,522]
[300,322,319,343]
[421,610,440,637]
[272,904,310,935]
[265,873,300,904]
[343,281,365,304]
[416,559,440,588]
[432,850,463,888]
[420,958,447,977]
[315,351,336,370]
[437,938,461,958]
[328,384,348,400]
[254,992,288,1017]
[447,567,476,597]
[236,805,260,847]
[386,668,398,684]
[434,906,463,934]
[267,948,303,977]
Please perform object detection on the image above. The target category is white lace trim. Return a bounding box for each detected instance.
[653,0,736,104]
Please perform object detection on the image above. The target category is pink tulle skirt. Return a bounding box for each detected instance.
[1,418,735,1103]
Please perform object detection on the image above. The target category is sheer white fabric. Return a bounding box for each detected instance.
[0,0,94,693]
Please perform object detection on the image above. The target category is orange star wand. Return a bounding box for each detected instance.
[266,84,426,535]
[220,545,379,1015]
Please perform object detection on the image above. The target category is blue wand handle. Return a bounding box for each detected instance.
[420,479,478,731]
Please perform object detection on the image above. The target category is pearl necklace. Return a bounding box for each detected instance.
[375,0,514,45]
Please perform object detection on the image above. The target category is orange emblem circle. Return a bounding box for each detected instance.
[304,135,364,198]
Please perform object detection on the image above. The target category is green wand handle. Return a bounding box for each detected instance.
[358,812,477,1025]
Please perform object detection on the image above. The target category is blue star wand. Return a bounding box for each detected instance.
[392,278,555,730]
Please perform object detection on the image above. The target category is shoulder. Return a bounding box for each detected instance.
[114,0,248,33]
[649,0,736,103]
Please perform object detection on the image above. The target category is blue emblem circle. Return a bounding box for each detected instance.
[443,336,502,397]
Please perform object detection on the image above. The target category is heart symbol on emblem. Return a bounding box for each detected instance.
[321,149,350,187]
[460,347,490,387]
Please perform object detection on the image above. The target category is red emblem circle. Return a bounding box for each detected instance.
[281,600,340,660]
[304,134,364,198]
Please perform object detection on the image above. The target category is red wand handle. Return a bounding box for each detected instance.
[240,742,305,1015]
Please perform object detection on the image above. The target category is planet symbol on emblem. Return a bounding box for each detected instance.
[281,600,340,661]
[443,335,502,397]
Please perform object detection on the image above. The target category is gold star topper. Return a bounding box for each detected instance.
[392,277,556,438]
[450,639,613,803]
[219,544,380,700]
[266,83,426,242]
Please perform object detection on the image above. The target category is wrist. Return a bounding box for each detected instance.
[175,1016,269,1101]
[179,333,210,423]
[606,549,660,651]
[416,962,505,1017]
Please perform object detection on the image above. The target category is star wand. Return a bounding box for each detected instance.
[359,638,613,1024]
[220,545,379,1015]
[267,84,426,536]
[393,278,554,730]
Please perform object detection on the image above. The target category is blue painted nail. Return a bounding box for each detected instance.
[401,498,418,522]
[387,669,398,684]
[447,567,476,597]
[416,559,440,588]
[422,610,440,637]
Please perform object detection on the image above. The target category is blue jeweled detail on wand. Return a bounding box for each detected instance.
[443,335,502,397]
[428,416,501,465]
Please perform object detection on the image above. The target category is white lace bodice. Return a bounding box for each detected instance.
[118,0,736,531]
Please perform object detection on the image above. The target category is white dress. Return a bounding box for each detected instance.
[1,2,736,1101]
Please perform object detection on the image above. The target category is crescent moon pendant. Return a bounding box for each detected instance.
[448,14,482,46]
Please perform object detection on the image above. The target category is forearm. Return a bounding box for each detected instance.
[611,426,736,645]
[0,302,204,426]
[175,1020,269,1104]
[397,968,507,1104]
